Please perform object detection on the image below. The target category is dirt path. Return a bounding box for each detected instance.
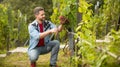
[0,38,111,57]
[0,45,66,57]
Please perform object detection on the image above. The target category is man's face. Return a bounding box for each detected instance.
[36,10,45,21]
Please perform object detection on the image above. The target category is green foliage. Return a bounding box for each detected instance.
[16,10,28,45]
[109,30,120,55]
[96,0,120,38]
[51,0,77,41]
[74,0,120,67]
[0,4,28,53]
[2,0,53,22]
[0,4,9,50]
[100,30,120,67]
[51,0,120,66]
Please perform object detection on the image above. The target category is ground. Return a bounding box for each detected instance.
[0,49,71,67]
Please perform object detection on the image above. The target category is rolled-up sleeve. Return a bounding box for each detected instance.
[28,24,40,40]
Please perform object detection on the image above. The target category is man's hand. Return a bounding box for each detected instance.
[39,28,58,39]
[50,28,58,35]
[59,16,69,24]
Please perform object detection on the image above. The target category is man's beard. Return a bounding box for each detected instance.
[39,18,45,21]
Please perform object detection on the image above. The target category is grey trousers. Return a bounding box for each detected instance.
[28,40,60,65]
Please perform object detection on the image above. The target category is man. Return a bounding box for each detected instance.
[28,7,66,67]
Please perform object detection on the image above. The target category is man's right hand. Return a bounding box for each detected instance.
[50,28,58,34]
[39,28,58,39]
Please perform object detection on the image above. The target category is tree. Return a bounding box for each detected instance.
[2,0,53,23]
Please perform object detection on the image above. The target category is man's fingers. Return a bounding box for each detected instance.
[59,16,69,24]
[51,28,58,33]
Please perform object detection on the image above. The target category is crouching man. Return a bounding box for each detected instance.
[28,7,66,67]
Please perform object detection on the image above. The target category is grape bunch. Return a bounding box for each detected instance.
[59,16,69,24]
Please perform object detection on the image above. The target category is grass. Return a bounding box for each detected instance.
[0,50,6,54]
[0,49,71,67]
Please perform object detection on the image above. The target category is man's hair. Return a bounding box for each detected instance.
[33,7,44,15]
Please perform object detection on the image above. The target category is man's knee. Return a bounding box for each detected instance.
[28,50,39,62]
[29,55,39,62]
[54,40,60,44]
[53,40,60,50]
[54,40,60,46]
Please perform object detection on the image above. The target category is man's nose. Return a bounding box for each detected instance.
[43,15,45,17]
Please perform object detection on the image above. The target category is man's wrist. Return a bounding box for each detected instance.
[48,30,51,34]
[59,24,63,26]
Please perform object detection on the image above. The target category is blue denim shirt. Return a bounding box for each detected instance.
[28,20,56,51]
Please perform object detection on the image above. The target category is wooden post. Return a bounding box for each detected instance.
[76,0,82,67]
[6,34,9,52]
[77,0,82,24]
[6,6,11,55]
[116,15,120,31]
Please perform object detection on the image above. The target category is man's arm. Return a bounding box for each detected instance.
[57,24,63,32]
[39,30,51,39]
[42,15,68,38]
[40,28,57,39]
[28,24,57,39]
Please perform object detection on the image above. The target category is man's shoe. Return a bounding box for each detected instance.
[31,62,36,67]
